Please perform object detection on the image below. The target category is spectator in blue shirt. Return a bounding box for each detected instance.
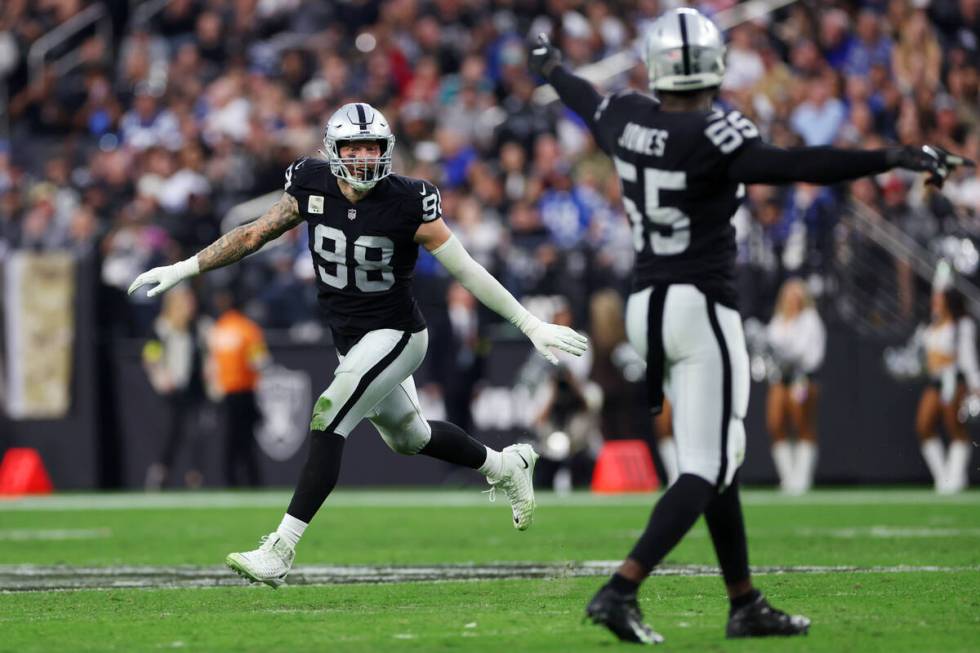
[538,168,592,250]
[790,75,847,145]
[819,9,854,71]
[844,9,893,77]
[120,84,180,151]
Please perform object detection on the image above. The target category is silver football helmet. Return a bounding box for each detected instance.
[645,8,726,92]
[322,102,395,191]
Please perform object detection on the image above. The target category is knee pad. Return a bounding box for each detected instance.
[380,425,430,455]
[375,410,431,455]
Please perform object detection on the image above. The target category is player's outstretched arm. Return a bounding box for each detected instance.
[529,34,603,128]
[728,143,975,187]
[415,219,588,364]
[128,193,302,297]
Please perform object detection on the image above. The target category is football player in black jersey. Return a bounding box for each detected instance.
[129,102,588,588]
[530,7,973,645]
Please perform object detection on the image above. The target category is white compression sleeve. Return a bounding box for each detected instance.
[430,235,539,333]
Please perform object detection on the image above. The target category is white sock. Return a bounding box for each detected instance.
[796,441,818,493]
[657,437,679,487]
[771,441,794,491]
[946,440,972,492]
[478,446,505,480]
[276,514,308,549]
[920,437,946,488]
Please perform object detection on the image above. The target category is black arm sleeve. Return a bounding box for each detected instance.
[547,65,603,129]
[727,143,893,185]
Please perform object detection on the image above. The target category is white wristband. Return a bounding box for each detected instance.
[175,256,200,278]
[513,311,541,335]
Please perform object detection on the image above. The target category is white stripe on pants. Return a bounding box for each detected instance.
[626,285,748,488]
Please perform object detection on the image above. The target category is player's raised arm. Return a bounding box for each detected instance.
[128,193,302,297]
[414,217,588,364]
[727,142,975,187]
[529,34,603,131]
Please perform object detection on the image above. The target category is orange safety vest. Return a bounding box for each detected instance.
[209,310,267,394]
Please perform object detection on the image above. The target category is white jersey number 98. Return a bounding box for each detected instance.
[313,225,395,292]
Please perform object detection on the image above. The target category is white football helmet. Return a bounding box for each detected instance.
[645,8,726,92]
[322,102,395,191]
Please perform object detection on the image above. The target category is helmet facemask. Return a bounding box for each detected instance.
[322,103,396,192]
[324,135,394,192]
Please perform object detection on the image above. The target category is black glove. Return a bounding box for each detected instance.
[889,145,976,188]
[529,33,562,79]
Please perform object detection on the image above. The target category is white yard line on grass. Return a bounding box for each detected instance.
[795,526,980,538]
[1,562,977,592]
[1,489,978,511]
[0,528,111,541]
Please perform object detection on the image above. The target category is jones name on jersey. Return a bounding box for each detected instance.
[592,91,760,307]
[283,156,443,343]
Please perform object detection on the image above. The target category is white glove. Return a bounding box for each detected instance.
[127,257,199,297]
[520,315,589,365]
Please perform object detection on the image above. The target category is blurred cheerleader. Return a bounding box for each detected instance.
[766,279,826,494]
[142,284,207,489]
[915,285,977,493]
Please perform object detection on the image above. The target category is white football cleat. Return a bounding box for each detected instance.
[225,533,295,588]
[487,443,539,531]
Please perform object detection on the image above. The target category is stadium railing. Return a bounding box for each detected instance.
[27,3,113,83]
[844,199,980,325]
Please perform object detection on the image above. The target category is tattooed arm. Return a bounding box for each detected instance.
[128,193,302,297]
[197,193,301,272]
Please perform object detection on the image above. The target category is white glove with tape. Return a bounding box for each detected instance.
[127,256,199,297]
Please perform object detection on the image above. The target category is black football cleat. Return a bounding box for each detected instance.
[585,585,665,645]
[726,594,811,638]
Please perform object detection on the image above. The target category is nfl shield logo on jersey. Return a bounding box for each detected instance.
[347,208,357,221]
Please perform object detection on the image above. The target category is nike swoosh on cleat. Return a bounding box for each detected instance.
[628,618,656,644]
[517,453,529,469]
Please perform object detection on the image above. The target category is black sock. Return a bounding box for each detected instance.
[704,475,751,587]
[607,573,639,595]
[285,431,346,523]
[730,588,762,614]
[628,473,716,570]
[418,420,487,469]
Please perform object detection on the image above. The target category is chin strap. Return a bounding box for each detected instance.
[347,179,378,192]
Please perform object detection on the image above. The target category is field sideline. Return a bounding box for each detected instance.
[1,488,978,652]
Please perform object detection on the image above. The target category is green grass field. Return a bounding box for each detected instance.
[1,489,978,652]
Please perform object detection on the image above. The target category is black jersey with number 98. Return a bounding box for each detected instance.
[591,92,761,307]
[283,157,442,339]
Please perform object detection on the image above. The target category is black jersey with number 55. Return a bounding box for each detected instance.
[283,157,442,339]
[590,92,761,307]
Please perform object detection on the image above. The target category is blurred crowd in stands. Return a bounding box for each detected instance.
[2,0,980,359]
